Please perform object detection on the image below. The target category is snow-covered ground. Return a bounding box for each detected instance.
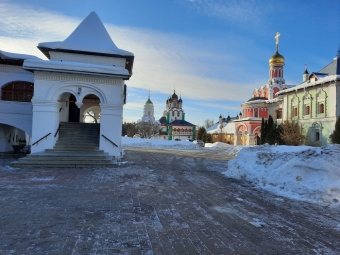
[122,137,340,207]
[122,137,201,149]
[226,144,340,207]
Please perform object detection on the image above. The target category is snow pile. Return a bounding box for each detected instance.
[122,137,201,149]
[225,144,340,206]
[205,142,242,156]
[205,142,232,149]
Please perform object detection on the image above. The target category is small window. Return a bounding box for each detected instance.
[254,110,258,117]
[293,107,298,117]
[319,103,324,114]
[315,132,320,141]
[305,105,310,115]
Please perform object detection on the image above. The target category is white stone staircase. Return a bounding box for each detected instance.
[11,122,118,168]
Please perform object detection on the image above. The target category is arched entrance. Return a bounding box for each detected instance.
[69,94,80,122]
[80,94,101,123]
[0,123,30,153]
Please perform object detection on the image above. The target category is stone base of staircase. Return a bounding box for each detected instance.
[11,122,119,168]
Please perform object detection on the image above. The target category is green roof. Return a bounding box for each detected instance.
[145,98,153,105]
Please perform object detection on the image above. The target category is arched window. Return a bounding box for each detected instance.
[319,103,324,114]
[254,109,258,117]
[305,105,310,115]
[1,81,34,102]
[293,107,298,117]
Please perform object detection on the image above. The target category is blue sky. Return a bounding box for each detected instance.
[0,0,339,126]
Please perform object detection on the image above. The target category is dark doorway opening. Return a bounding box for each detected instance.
[68,94,80,122]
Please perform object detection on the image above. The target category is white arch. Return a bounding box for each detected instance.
[46,82,107,103]
[253,126,261,135]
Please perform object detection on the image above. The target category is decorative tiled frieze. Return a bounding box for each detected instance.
[35,73,123,85]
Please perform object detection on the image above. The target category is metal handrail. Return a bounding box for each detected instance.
[32,133,51,146]
[54,124,61,137]
[101,134,118,147]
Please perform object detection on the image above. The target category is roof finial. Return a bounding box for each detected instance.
[274,31,280,51]
[174,83,176,93]
[148,89,150,99]
[337,45,340,57]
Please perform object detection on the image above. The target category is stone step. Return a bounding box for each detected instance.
[17,158,113,163]
[54,144,99,149]
[12,122,118,168]
[46,149,103,153]
[11,162,118,168]
[25,155,110,160]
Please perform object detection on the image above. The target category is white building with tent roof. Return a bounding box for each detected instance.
[0,12,134,166]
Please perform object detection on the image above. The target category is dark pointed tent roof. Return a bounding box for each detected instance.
[38,12,134,59]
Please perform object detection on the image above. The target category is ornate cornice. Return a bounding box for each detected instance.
[35,73,123,85]
[0,64,31,74]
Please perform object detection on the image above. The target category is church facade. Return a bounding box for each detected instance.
[159,91,196,140]
[277,49,340,146]
[234,32,340,146]
[0,12,134,157]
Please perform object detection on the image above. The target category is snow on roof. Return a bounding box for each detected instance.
[277,75,340,95]
[23,59,129,77]
[0,50,40,60]
[38,12,133,57]
[207,121,234,134]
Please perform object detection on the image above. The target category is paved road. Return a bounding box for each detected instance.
[0,148,339,254]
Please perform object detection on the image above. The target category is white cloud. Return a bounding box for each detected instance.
[0,2,263,103]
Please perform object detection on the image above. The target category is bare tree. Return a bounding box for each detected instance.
[136,121,160,138]
[84,111,100,123]
[204,119,215,129]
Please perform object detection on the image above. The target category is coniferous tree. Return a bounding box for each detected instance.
[202,132,207,143]
[330,117,340,144]
[267,115,274,132]
[260,118,265,144]
[265,122,278,145]
[265,115,276,145]
[196,126,206,140]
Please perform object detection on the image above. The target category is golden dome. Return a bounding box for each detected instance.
[269,49,285,64]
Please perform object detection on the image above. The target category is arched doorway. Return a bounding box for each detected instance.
[81,94,101,123]
[69,94,80,122]
[0,123,30,153]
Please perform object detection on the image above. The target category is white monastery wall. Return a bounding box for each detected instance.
[0,65,33,144]
[0,101,32,135]
[0,64,34,85]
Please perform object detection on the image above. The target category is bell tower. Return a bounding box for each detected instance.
[268,31,285,85]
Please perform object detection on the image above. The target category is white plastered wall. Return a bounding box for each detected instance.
[0,64,34,151]
[31,71,124,156]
